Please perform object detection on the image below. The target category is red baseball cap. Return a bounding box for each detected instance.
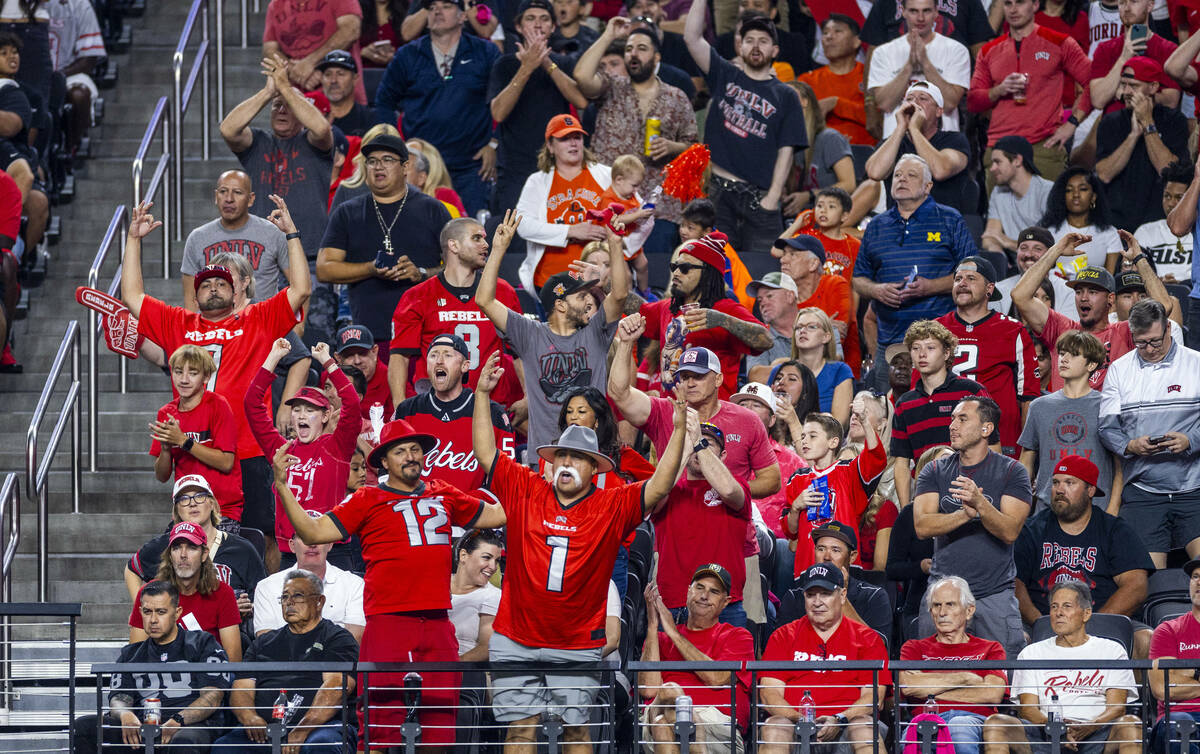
[303,89,332,116]
[544,113,587,141]
[285,387,330,410]
[168,521,207,547]
[678,232,729,272]
[1052,455,1104,497]
[193,264,234,292]
[1122,56,1171,87]
[367,419,437,470]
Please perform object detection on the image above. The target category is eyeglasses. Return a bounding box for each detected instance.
[670,262,702,274]
[279,592,318,605]
[1133,335,1166,349]
[795,323,824,333]
[174,493,213,507]
[365,156,404,168]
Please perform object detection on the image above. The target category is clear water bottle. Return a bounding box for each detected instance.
[1047,691,1063,724]
[924,695,938,715]
[675,694,693,723]
[643,185,663,210]
[799,689,816,722]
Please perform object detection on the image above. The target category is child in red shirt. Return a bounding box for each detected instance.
[598,154,654,295]
[783,187,861,284]
[150,345,244,523]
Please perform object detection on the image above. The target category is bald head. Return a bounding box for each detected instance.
[214,170,255,227]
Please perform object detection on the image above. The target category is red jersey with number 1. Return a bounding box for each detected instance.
[486,452,645,649]
[937,311,1038,457]
[328,481,484,616]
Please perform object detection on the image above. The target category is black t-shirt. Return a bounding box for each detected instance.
[885,129,973,216]
[1015,506,1155,615]
[237,619,359,724]
[487,53,576,187]
[549,25,600,55]
[333,103,381,138]
[0,80,32,162]
[110,630,230,717]
[658,62,696,101]
[1096,106,1190,232]
[659,31,701,78]
[715,28,814,76]
[129,530,267,599]
[861,0,994,48]
[320,188,450,344]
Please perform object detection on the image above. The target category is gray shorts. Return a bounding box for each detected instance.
[488,632,604,726]
[1019,718,1112,754]
[1119,485,1200,553]
[760,717,889,753]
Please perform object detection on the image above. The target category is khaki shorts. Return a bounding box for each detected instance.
[640,704,744,754]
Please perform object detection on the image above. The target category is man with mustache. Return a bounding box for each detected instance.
[1014,455,1154,658]
[472,350,690,752]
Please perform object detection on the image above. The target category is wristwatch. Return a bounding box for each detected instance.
[168,712,185,726]
[834,713,849,725]
[1145,123,1159,135]
[181,437,195,452]
[692,439,710,454]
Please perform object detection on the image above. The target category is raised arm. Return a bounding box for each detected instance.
[472,351,505,472]
[1011,232,1090,336]
[641,395,689,513]
[603,228,630,322]
[263,193,312,312]
[220,59,276,153]
[683,0,712,74]
[1117,229,1179,320]
[1168,160,1200,236]
[607,313,654,427]
[476,210,520,334]
[574,17,629,98]
[271,443,345,544]
[120,201,162,318]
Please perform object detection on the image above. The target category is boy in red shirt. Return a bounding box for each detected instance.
[245,338,360,566]
[597,154,654,295]
[150,345,243,524]
[782,187,861,284]
[785,411,885,572]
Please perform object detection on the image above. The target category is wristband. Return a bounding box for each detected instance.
[168,712,185,726]
[285,231,301,240]
[1130,253,1148,267]
[1066,113,1079,126]
[323,358,337,372]
[182,437,195,452]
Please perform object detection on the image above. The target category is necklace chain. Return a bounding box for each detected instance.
[373,191,407,254]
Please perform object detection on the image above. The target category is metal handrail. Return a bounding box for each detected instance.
[172,0,217,244]
[85,206,128,472]
[131,96,171,278]
[25,322,81,602]
[0,474,18,605]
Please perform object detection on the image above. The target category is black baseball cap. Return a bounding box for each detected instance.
[316,49,357,73]
[1185,558,1200,577]
[428,333,470,360]
[691,563,732,593]
[516,0,554,20]
[993,134,1039,175]
[773,234,826,264]
[956,255,1003,302]
[800,562,844,591]
[739,14,778,44]
[361,133,410,161]
[810,520,857,551]
[1017,226,1054,248]
[1066,266,1117,293]
[1116,270,1146,294]
[539,271,591,312]
[336,323,375,352]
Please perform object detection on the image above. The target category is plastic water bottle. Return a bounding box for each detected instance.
[643,185,662,210]
[1047,691,1063,724]
[924,695,938,715]
[800,689,816,723]
[675,695,693,723]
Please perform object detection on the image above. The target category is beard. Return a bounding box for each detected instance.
[628,60,654,83]
[199,293,233,312]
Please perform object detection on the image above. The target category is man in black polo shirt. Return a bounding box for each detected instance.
[214,570,360,752]
[683,0,807,257]
[890,318,994,508]
[318,50,379,138]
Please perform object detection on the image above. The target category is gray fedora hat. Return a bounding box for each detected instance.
[536,425,614,473]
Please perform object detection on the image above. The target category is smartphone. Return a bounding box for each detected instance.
[1130,23,1149,46]
[1149,435,1169,445]
[903,264,919,288]
[375,248,397,269]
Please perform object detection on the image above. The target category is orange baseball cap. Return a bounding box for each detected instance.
[545,113,587,141]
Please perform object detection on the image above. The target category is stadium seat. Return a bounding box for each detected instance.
[850,144,873,183]
[1029,613,1134,658]
[239,527,267,563]
[1144,568,1190,625]
[627,520,654,588]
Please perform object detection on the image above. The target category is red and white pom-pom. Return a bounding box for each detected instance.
[661,144,711,204]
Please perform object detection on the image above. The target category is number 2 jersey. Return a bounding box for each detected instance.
[393,390,515,493]
[485,452,645,650]
[327,481,483,617]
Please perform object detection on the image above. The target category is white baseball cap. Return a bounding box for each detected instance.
[732,382,777,413]
[172,474,214,499]
[904,80,944,109]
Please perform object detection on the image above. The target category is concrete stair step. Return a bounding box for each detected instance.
[16,514,165,552]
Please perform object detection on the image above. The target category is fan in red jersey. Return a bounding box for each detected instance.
[393,332,516,492]
[936,256,1038,458]
[245,338,361,567]
[388,216,524,407]
[273,419,506,751]
[471,352,690,751]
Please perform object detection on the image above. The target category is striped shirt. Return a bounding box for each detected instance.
[854,196,976,346]
[1099,340,1200,494]
[890,374,993,461]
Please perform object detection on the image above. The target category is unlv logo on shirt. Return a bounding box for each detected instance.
[537,348,593,403]
[203,240,268,270]
[212,562,232,584]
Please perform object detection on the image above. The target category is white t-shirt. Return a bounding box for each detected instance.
[992,273,1079,322]
[1048,221,1124,270]
[252,564,366,635]
[1012,635,1137,721]
[1088,1,1122,56]
[449,583,501,655]
[1134,218,1194,284]
[866,32,970,138]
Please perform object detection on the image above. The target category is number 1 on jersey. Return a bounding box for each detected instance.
[546,535,570,592]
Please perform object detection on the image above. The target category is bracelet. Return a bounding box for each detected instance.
[285,231,301,240]
[181,437,195,452]
[1130,253,1148,266]
[548,62,558,72]
[323,359,337,371]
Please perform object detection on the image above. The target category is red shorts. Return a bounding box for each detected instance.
[358,612,460,749]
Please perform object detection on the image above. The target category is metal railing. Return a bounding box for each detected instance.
[25,322,81,602]
[85,206,129,472]
[171,0,215,243]
[0,603,80,730]
[131,97,171,277]
[0,474,19,718]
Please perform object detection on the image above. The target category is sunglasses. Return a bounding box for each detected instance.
[670,262,703,274]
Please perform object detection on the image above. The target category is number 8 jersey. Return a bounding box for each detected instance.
[485,453,645,650]
[327,481,484,616]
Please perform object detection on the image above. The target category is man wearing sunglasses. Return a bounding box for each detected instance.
[1100,298,1200,570]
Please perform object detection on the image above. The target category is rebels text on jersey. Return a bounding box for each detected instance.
[393,390,515,492]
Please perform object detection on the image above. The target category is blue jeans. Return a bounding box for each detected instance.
[447,162,492,217]
[1154,711,1200,754]
[941,710,984,754]
[612,545,629,605]
[212,723,351,754]
[668,600,748,628]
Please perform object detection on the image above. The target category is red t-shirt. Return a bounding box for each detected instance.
[1037,309,1132,391]
[757,440,806,539]
[656,623,755,729]
[652,477,753,608]
[263,0,367,104]
[937,311,1039,457]
[0,170,21,243]
[360,364,394,423]
[137,290,303,458]
[858,498,898,569]
[149,391,244,522]
[641,298,766,399]
[643,397,777,483]
[389,273,524,406]
[1150,611,1200,715]
[486,452,644,649]
[128,582,240,640]
[245,367,361,550]
[328,480,483,616]
[784,441,888,573]
[762,616,890,711]
[900,635,1008,716]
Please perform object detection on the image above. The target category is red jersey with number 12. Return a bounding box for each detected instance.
[487,452,645,649]
[937,311,1038,457]
[328,481,483,616]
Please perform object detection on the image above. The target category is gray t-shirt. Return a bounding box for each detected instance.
[804,128,852,192]
[916,450,1033,597]
[505,312,619,452]
[180,216,290,302]
[987,175,1054,242]
[746,326,791,371]
[1017,389,1112,511]
[234,128,333,260]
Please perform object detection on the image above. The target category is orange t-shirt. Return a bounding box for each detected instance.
[797,64,874,146]
[799,273,862,378]
[598,186,644,258]
[793,219,861,284]
[536,169,606,288]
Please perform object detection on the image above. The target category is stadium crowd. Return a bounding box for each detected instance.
[56,0,1200,747]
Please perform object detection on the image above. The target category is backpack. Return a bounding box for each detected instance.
[902,712,956,754]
